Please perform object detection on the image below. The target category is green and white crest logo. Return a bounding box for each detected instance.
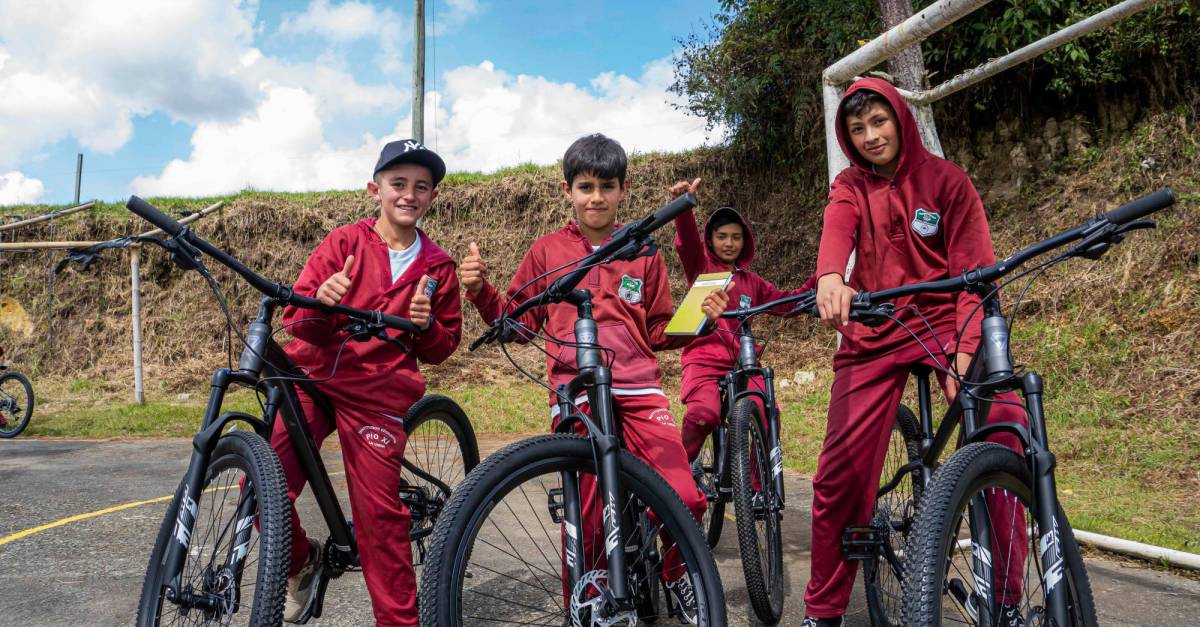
[618,274,643,304]
[912,208,941,237]
[739,294,752,309]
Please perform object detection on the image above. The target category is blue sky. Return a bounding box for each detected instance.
[0,0,724,206]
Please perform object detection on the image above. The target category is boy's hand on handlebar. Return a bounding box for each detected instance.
[460,241,487,296]
[816,273,856,330]
[317,255,355,306]
[669,177,702,200]
[701,280,735,321]
[410,275,433,330]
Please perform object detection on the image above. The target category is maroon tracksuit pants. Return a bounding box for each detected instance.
[270,388,417,627]
[554,393,707,585]
[804,333,1029,618]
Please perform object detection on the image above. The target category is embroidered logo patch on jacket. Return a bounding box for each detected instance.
[912,210,940,239]
[739,294,752,309]
[618,274,643,304]
[912,208,941,237]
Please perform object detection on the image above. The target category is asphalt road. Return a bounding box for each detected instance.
[1,437,1197,626]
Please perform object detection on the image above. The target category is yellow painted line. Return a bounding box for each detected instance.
[0,471,345,548]
[724,512,737,522]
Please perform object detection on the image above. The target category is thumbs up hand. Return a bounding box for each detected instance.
[317,255,355,306]
[410,275,433,330]
[460,242,487,296]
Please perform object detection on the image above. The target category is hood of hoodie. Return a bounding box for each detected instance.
[834,77,931,182]
[702,206,756,268]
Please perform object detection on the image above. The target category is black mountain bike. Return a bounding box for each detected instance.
[62,196,478,626]
[0,364,34,438]
[418,192,727,626]
[755,188,1175,626]
[687,303,789,623]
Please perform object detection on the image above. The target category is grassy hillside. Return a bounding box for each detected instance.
[1,100,1197,553]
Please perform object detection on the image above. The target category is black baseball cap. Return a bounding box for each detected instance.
[373,139,447,185]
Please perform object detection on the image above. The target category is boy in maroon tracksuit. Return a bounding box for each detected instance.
[274,140,463,626]
[803,78,1028,626]
[666,178,815,464]
[460,134,730,622]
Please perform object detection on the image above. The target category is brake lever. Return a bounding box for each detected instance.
[851,302,895,327]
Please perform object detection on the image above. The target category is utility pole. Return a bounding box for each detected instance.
[412,0,425,143]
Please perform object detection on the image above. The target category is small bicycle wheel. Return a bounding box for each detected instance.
[0,372,34,438]
[403,394,480,562]
[902,442,1097,627]
[730,397,785,624]
[695,426,726,549]
[136,431,290,626]
[418,434,726,626]
[864,404,923,627]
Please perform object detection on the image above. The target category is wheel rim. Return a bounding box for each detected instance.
[0,375,32,435]
[870,420,919,625]
[749,419,784,613]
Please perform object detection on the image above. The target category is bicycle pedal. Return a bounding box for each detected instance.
[841,526,880,561]
[547,487,565,524]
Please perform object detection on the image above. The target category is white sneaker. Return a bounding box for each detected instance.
[283,538,323,623]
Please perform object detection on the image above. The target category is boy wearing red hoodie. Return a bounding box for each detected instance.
[460,133,730,622]
[804,78,1028,627]
[273,140,463,626]
[666,178,815,464]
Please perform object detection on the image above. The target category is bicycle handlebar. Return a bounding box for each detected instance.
[124,195,422,335]
[736,188,1176,321]
[472,193,698,348]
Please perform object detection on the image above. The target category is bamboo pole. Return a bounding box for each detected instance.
[0,201,97,233]
[0,201,224,251]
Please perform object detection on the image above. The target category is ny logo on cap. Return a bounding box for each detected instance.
[404,140,422,152]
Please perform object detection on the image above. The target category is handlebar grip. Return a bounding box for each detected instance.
[641,192,698,233]
[126,195,186,237]
[380,312,421,335]
[1101,188,1175,225]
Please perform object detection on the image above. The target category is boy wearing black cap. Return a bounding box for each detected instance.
[273,139,462,625]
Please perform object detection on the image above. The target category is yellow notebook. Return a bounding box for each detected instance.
[666,272,733,336]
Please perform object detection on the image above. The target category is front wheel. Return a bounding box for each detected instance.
[902,442,1097,626]
[0,371,34,438]
[418,434,727,626]
[136,431,290,626]
[730,397,785,624]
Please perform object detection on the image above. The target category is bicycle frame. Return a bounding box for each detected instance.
[159,296,359,610]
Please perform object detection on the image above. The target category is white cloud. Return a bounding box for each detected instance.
[421,58,724,172]
[434,0,483,34]
[131,86,382,197]
[133,57,725,196]
[0,171,45,205]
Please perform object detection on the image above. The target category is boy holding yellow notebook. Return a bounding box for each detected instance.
[668,178,815,463]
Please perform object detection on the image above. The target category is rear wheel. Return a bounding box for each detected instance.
[136,431,290,626]
[864,404,923,627]
[402,394,480,565]
[695,426,726,549]
[0,371,34,438]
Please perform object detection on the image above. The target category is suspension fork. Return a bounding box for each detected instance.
[1023,371,1070,627]
[760,367,785,506]
[162,368,239,602]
